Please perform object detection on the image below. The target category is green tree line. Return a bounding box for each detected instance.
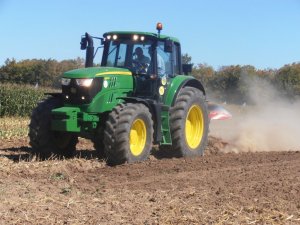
[182,54,300,103]
[0,58,84,88]
[1,56,300,104]
[192,63,300,103]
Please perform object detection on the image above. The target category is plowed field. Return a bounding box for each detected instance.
[0,135,299,224]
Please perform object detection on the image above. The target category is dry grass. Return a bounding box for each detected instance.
[0,117,29,140]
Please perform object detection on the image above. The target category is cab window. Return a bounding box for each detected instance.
[103,38,154,75]
[106,42,127,67]
[157,41,171,77]
[173,43,181,75]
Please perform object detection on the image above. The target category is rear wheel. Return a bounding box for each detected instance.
[167,87,209,157]
[29,97,78,158]
[104,103,153,166]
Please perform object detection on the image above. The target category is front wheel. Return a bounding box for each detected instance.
[168,87,209,157]
[104,103,153,166]
[29,97,78,158]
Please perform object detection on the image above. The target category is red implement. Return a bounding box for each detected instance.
[208,103,232,120]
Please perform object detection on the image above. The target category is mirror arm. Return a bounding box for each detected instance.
[93,46,104,58]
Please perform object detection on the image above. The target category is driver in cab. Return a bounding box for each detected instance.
[132,47,150,75]
[133,47,150,64]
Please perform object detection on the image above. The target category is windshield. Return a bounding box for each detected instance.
[102,39,155,75]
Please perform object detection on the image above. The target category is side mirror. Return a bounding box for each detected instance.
[182,64,193,75]
[80,37,87,50]
[164,39,173,53]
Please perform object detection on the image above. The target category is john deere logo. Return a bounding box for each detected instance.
[71,87,77,94]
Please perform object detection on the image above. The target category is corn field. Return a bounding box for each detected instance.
[0,84,58,139]
[0,83,56,117]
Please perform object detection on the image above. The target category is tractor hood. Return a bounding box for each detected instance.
[63,67,132,79]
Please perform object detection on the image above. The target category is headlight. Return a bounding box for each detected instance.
[61,78,71,86]
[76,78,93,87]
[159,86,165,95]
[133,34,139,41]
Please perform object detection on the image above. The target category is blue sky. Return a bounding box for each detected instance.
[0,0,299,69]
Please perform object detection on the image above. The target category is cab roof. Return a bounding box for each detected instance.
[103,31,180,43]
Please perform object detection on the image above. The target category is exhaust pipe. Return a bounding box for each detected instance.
[80,32,94,68]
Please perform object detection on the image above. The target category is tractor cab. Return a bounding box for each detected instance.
[83,23,184,100]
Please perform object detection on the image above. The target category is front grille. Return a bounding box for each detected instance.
[62,77,103,105]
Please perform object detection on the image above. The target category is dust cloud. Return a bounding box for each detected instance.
[209,75,300,152]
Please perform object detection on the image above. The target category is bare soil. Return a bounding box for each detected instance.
[0,136,299,225]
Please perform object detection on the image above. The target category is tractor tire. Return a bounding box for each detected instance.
[29,96,78,159]
[168,87,209,157]
[93,126,106,158]
[104,103,153,166]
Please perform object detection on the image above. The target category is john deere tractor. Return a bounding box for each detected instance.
[29,23,210,165]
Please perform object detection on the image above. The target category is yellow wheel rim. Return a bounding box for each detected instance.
[130,119,147,156]
[185,105,204,149]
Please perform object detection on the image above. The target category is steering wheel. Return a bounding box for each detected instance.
[132,60,149,75]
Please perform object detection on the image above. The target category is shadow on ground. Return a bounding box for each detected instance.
[0,145,181,163]
[0,146,32,162]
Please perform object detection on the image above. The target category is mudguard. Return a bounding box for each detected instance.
[164,75,206,107]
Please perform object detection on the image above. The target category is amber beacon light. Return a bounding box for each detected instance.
[156,22,163,31]
[156,22,163,37]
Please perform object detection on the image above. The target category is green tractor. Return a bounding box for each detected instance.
[29,23,216,165]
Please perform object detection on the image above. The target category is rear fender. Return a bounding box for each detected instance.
[164,75,206,107]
